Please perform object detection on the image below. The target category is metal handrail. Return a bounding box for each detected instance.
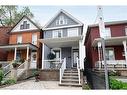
[77,57,81,85]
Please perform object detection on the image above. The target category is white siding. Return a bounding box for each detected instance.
[67,28,78,37]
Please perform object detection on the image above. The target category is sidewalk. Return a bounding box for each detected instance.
[0,80,82,90]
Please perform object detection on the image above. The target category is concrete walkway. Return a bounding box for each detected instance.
[0,80,82,90]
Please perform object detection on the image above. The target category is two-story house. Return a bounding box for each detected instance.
[85,20,127,71]
[0,16,42,69]
[39,9,84,86]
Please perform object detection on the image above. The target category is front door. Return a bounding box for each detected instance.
[73,50,79,67]
[62,47,71,68]
[30,52,37,69]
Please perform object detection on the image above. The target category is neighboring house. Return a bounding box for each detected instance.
[39,9,84,70]
[0,16,42,69]
[85,20,127,69]
[0,27,11,64]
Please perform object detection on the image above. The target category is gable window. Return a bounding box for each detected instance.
[17,35,22,44]
[105,48,115,60]
[53,30,62,38]
[20,21,30,30]
[56,15,67,25]
[102,28,111,38]
[32,33,37,45]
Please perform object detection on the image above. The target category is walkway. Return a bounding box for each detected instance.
[0,80,82,90]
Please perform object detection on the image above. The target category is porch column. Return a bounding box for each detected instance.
[123,40,127,65]
[42,43,44,69]
[14,47,17,60]
[26,46,29,60]
[79,40,82,69]
[97,42,102,69]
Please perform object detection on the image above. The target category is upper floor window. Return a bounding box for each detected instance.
[125,26,127,35]
[67,28,78,37]
[56,16,67,25]
[53,30,62,38]
[20,21,30,30]
[32,33,37,45]
[102,28,111,38]
[17,35,22,44]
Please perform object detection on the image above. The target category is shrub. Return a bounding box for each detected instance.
[0,69,4,85]
[109,77,127,89]
[3,79,16,85]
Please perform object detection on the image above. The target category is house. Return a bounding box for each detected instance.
[0,16,42,69]
[85,20,127,72]
[0,26,12,66]
[39,9,84,86]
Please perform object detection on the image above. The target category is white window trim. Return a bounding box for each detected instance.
[17,35,22,44]
[32,33,37,45]
[51,48,61,60]
[67,28,78,37]
[125,26,127,36]
[52,30,63,38]
[105,48,115,60]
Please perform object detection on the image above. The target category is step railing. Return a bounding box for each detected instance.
[76,57,81,85]
[59,58,66,84]
[3,62,13,76]
[17,60,28,78]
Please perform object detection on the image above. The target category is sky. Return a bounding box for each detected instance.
[18,6,127,33]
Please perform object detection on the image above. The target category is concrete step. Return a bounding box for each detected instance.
[61,79,79,83]
[65,69,77,71]
[63,73,78,76]
[59,83,82,87]
[62,76,79,79]
[64,71,78,73]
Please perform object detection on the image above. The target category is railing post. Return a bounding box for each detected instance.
[76,57,79,69]
[60,68,62,84]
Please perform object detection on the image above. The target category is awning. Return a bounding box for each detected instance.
[38,36,82,48]
[0,43,38,51]
[92,36,127,47]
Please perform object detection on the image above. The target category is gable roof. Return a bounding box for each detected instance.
[9,15,41,33]
[43,9,83,29]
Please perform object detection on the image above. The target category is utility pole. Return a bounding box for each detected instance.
[97,6,109,89]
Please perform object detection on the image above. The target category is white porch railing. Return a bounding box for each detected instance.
[95,60,127,68]
[76,57,81,85]
[42,59,62,69]
[59,58,66,84]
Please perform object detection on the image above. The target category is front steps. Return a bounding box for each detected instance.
[59,69,82,87]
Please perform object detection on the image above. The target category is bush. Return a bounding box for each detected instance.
[0,69,4,85]
[3,79,16,85]
[109,77,127,89]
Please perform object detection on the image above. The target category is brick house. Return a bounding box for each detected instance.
[85,20,127,69]
[0,27,11,62]
[0,16,42,69]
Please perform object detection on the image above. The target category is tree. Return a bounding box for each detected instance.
[0,5,34,27]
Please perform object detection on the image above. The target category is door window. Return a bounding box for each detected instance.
[105,48,115,60]
[53,50,60,60]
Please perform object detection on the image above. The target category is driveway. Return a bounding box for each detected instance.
[0,80,82,90]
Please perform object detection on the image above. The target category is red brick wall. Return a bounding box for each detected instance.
[85,23,127,68]
[0,27,11,61]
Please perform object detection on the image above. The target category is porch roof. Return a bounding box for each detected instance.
[92,36,127,47]
[38,36,82,48]
[0,43,38,51]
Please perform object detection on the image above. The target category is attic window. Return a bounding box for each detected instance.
[20,21,30,30]
[56,15,67,25]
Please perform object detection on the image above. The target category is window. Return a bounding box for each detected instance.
[56,15,67,25]
[105,48,115,60]
[20,21,30,30]
[68,28,78,37]
[16,51,21,60]
[17,35,22,44]
[102,28,111,38]
[32,34,37,45]
[53,30,62,38]
[125,27,127,35]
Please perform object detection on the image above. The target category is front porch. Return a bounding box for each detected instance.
[0,43,38,69]
[92,36,127,70]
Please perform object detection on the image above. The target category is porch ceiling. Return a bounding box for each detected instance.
[92,36,127,47]
[0,43,38,51]
[39,36,82,48]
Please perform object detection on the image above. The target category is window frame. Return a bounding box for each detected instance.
[17,35,22,44]
[32,33,37,45]
[52,30,63,38]
[105,48,115,60]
